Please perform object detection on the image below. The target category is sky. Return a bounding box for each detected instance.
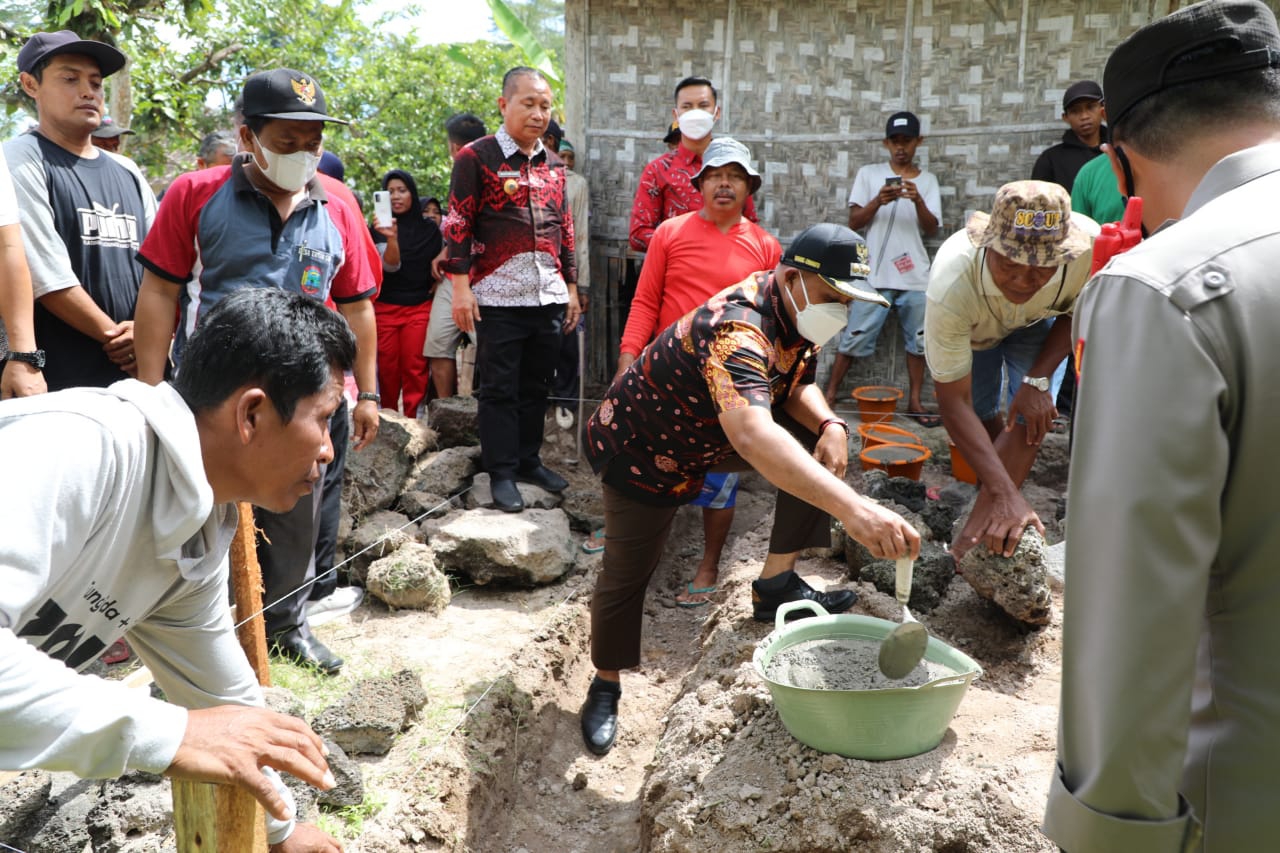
[361,0,498,45]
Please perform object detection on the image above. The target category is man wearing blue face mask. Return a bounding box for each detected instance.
[133,68,381,676]
[578,223,920,755]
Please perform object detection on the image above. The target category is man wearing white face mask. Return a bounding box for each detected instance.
[133,68,381,676]
[578,223,920,755]
[628,76,758,252]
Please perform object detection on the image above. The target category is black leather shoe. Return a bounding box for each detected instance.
[272,625,343,675]
[751,572,857,623]
[491,478,525,512]
[516,464,568,493]
[580,677,620,755]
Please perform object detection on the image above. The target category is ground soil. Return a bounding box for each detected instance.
[305,412,1067,852]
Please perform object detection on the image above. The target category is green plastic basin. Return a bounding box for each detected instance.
[753,600,982,760]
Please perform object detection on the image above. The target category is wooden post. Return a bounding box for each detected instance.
[173,502,270,852]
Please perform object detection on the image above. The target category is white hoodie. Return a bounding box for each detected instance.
[0,380,294,844]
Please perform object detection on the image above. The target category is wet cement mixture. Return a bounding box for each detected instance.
[764,637,956,691]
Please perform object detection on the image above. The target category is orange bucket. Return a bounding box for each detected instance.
[948,439,979,485]
[852,386,904,423]
[859,442,932,480]
[857,422,921,450]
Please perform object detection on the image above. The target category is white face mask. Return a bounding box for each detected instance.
[253,134,320,192]
[783,272,849,345]
[677,108,716,141]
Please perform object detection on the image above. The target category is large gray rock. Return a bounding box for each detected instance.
[343,411,437,519]
[0,770,52,842]
[313,670,427,756]
[87,772,172,853]
[856,540,955,612]
[23,777,98,853]
[922,481,978,542]
[426,396,479,447]
[316,738,364,808]
[344,509,417,583]
[957,526,1054,626]
[464,473,562,510]
[860,469,928,513]
[424,508,576,586]
[560,487,604,534]
[403,445,481,497]
[365,542,452,613]
[397,489,458,522]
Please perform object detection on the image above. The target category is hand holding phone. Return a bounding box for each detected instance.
[373,191,392,228]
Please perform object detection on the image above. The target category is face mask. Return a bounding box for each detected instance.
[677,108,716,141]
[253,134,320,192]
[783,272,849,345]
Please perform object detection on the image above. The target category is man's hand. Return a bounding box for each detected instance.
[1006,383,1058,446]
[578,291,590,314]
[812,425,849,479]
[351,399,379,450]
[166,706,334,822]
[1,361,46,399]
[452,279,481,335]
[843,498,921,561]
[103,321,137,376]
[562,287,581,333]
[953,487,1046,560]
[271,822,344,853]
[431,249,447,281]
[901,179,922,203]
[875,182,903,206]
[613,352,637,383]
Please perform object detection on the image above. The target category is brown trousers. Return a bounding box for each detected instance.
[590,418,830,671]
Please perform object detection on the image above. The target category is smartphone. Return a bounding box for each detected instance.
[884,176,903,187]
[373,191,392,227]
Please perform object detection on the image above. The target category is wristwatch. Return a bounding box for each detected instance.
[1022,375,1050,393]
[357,391,381,404]
[6,350,46,370]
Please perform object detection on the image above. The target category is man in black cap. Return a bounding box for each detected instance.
[3,30,156,391]
[90,115,133,153]
[1031,80,1108,190]
[134,68,381,676]
[577,223,920,755]
[1045,2,1280,850]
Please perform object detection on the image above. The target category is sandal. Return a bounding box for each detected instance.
[581,527,606,554]
[676,582,718,608]
[101,639,131,665]
[907,411,943,428]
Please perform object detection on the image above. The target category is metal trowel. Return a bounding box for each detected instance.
[877,557,929,679]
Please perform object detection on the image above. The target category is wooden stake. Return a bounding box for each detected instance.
[174,502,270,852]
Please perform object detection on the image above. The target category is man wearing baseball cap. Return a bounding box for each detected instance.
[3,30,156,391]
[578,223,919,756]
[1032,79,1109,191]
[134,68,380,678]
[924,180,1098,560]
[1045,2,1280,850]
[89,115,134,153]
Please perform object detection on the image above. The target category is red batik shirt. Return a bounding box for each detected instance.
[442,126,576,306]
[584,271,816,505]
[628,141,759,251]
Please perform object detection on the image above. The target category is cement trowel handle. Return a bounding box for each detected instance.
[895,558,914,605]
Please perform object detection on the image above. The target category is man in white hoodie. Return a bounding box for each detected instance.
[0,288,349,851]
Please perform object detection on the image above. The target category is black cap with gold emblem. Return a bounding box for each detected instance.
[241,68,349,124]
[782,223,890,306]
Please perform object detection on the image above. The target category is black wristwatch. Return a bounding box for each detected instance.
[6,350,46,370]
[357,391,380,404]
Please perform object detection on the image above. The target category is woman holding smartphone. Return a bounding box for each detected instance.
[370,169,442,417]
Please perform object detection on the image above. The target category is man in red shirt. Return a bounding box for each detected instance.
[617,136,780,606]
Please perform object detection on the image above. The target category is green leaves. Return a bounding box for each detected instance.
[486,0,560,87]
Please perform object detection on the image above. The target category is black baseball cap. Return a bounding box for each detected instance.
[241,69,349,124]
[544,119,563,143]
[663,120,681,145]
[91,116,133,139]
[1104,0,1280,131]
[17,30,126,77]
[1062,80,1104,110]
[884,111,921,139]
[782,224,890,306]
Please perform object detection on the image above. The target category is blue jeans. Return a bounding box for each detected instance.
[970,318,1066,421]
[835,289,926,357]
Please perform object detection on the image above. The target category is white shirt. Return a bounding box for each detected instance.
[848,162,942,292]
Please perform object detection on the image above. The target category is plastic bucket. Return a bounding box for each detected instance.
[859,442,932,480]
[948,439,979,485]
[753,601,982,760]
[858,422,921,450]
[852,386,903,423]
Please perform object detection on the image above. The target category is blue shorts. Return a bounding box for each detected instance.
[834,289,926,358]
[690,471,739,509]
[970,318,1066,421]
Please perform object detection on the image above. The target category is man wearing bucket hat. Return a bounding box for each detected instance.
[579,223,920,755]
[924,180,1098,560]
[1045,2,1280,850]
[615,135,780,608]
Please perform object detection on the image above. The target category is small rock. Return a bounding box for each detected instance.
[344,509,416,583]
[365,542,452,612]
[739,784,764,801]
[572,773,588,791]
[425,396,479,447]
[315,740,364,808]
[313,669,427,755]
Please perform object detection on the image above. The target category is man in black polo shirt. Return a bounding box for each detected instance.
[4,30,155,391]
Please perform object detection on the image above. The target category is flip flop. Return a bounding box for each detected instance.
[101,639,131,665]
[581,527,606,554]
[676,582,718,608]
[908,411,943,428]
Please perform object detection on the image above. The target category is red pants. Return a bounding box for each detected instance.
[374,299,432,417]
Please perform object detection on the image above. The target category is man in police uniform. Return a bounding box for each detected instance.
[1044,2,1280,850]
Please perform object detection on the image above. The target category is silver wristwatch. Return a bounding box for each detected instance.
[1022,375,1050,392]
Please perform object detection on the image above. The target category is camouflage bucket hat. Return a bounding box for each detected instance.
[965,180,1093,266]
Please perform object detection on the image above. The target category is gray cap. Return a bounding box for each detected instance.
[91,116,133,139]
[692,136,762,194]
